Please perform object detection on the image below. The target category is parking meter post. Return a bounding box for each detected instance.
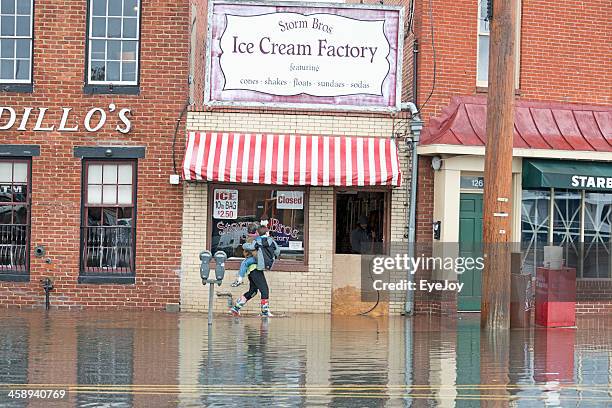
[200,251,227,326]
[208,283,214,326]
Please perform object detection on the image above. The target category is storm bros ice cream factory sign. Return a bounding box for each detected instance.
[205,1,404,111]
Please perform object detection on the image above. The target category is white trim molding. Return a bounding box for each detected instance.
[418,144,612,162]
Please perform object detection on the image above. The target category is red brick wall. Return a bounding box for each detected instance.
[411,0,611,314]
[519,0,611,105]
[0,0,191,309]
[412,0,610,122]
[413,156,436,313]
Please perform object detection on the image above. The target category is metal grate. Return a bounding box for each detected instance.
[0,224,27,273]
[81,225,133,276]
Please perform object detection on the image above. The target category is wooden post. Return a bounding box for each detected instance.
[481,0,517,330]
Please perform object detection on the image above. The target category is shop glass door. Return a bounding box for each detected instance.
[583,193,612,278]
[335,191,388,255]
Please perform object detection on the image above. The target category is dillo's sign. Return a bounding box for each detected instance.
[206,1,403,111]
[0,104,132,134]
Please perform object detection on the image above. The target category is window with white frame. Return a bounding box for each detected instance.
[87,0,140,85]
[0,0,33,83]
[476,0,521,87]
[81,161,136,276]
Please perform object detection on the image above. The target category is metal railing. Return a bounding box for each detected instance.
[0,224,28,274]
[81,226,134,276]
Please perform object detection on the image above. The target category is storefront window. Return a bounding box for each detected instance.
[521,189,612,279]
[583,193,612,278]
[521,190,550,276]
[210,186,306,262]
[553,189,582,273]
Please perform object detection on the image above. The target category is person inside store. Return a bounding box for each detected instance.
[350,216,374,254]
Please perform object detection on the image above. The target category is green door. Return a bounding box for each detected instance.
[458,193,483,312]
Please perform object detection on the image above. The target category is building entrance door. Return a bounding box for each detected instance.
[332,190,389,315]
[458,193,483,312]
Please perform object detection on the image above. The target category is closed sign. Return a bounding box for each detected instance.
[213,189,238,219]
[277,191,304,209]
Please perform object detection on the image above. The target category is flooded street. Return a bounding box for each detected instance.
[0,310,611,407]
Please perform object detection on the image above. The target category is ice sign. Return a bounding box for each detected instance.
[213,189,238,219]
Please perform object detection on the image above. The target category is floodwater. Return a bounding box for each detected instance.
[0,311,611,407]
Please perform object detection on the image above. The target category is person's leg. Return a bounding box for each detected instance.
[230,274,257,315]
[249,270,271,316]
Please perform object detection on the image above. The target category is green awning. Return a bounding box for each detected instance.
[523,159,612,191]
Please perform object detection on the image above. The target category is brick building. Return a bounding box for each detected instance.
[180,0,414,316]
[0,0,189,309]
[410,0,612,314]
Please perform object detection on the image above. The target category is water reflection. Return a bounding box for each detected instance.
[0,311,610,407]
[0,317,28,408]
[76,328,134,408]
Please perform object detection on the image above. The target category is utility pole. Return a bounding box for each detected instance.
[481,0,517,330]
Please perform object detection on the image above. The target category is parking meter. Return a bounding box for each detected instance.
[213,251,227,285]
[200,250,212,285]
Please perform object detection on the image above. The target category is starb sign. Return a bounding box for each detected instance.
[206,1,403,111]
[571,175,612,190]
[0,104,132,134]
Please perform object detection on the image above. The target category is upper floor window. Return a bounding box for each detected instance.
[0,0,33,84]
[476,0,521,87]
[87,0,140,86]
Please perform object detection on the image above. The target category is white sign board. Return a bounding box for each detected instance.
[206,1,403,111]
[276,191,304,209]
[288,240,303,250]
[213,189,239,219]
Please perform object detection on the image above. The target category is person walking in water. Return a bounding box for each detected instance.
[229,224,280,317]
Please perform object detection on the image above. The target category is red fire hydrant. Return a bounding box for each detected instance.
[535,267,576,327]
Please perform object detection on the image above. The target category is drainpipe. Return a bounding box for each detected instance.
[41,277,54,310]
[412,38,419,107]
[401,103,423,315]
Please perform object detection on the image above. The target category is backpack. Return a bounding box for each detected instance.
[259,238,278,270]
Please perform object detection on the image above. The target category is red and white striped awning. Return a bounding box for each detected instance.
[183,132,402,187]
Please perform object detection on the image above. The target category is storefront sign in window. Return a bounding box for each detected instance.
[276,191,304,209]
[213,189,238,219]
[460,176,484,189]
[206,1,403,111]
[289,241,303,251]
